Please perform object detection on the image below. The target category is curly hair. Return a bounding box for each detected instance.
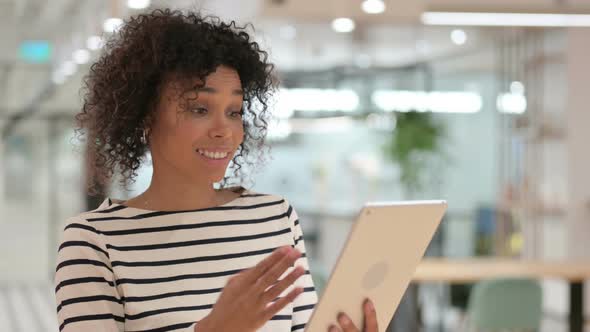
[76,8,276,195]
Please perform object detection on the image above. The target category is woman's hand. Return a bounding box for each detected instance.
[328,298,378,332]
[195,246,306,332]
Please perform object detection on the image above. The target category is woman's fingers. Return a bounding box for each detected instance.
[329,298,378,332]
[363,298,378,332]
[242,246,292,284]
[260,265,306,303]
[328,325,342,332]
[261,287,304,321]
[206,246,305,332]
[336,312,359,332]
[254,248,301,292]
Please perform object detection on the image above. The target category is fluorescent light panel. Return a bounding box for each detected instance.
[422,12,590,27]
[277,88,360,113]
[372,90,483,113]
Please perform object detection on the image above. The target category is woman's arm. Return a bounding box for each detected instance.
[284,200,319,331]
[54,217,126,332]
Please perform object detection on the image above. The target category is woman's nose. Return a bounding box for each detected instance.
[208,116,232,138]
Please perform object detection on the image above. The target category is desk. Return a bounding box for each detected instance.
[413,259,590,332]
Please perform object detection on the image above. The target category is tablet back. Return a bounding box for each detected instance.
[305,200,447,331]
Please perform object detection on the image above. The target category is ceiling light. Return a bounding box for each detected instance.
[497,93,527,114]
[103,18,124,33]
[61,60,77,77]
[422,12,590,27]
[332,18,355,33]
[86,36,104,50]
[73,49,91,64]
[361,0,385,14]
[127,0,151,9]
[451,29,467,45]
[510,81,525,95]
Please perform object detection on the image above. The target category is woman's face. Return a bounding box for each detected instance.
[148,65,245,184]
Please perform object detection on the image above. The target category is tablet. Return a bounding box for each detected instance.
[305,200,447,331]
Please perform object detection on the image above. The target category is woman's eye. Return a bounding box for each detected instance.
[191,107,208,114]
[230,110,243,118]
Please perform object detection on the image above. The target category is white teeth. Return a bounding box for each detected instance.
[197,149,228,159]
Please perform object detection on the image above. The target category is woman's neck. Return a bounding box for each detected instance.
[124,171,240,211]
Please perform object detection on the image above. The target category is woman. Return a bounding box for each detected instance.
[54,9,378,332]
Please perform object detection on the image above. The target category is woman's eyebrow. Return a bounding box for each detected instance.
[196,86,244,96]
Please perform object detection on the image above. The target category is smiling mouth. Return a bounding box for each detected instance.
[196,149,231,160]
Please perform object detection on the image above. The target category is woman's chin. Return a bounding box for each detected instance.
[208,173,228,184]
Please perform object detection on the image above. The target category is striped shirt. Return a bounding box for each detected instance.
[54,188,318,331]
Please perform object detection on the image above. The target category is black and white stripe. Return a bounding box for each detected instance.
[54,189,317,332]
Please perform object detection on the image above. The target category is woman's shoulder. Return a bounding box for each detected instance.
[61,198,123,226]
[57,201,116,246]
[227,187,300,216]
[83,197,125,215]
[239,187,291,204]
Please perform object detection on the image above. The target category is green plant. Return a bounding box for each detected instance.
[383,111,447,197]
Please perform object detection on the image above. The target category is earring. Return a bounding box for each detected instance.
[140,128,149,145]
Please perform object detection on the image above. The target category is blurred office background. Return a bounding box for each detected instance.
[1,0,589,331]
